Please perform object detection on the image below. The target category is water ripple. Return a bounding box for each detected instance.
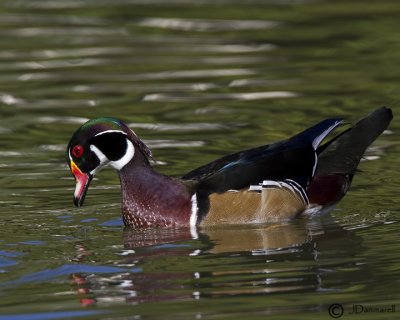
[0,310,106,320]
[3,264,142,286]
[1,58,108,71]
[14,68,255,82]
[146,140,205,148]
[127,122,237,131]
[9,0,305,9]
[6,27,126,37]
[137,18,280,31]
[229,78,296,87]
[72,82,218,93]
[2,47,132,60]
[38,116,89,124]
[10,98,97,109]
[39,145,67,152]
[187,43,276,53]
[135,68,256,80]
[0,13,106,26]
[0,93,24,105]
[143,91,298,102]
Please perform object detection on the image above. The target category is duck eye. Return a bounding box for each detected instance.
[72,145,84,158]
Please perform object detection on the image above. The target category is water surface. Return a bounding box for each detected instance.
[0,0,399,319]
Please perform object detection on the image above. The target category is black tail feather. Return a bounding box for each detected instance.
[315,107,393,176]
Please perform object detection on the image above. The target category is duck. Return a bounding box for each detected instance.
[66,107,392,228]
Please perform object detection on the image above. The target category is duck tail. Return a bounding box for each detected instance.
[316,106,393,176]
[308,107,393,206]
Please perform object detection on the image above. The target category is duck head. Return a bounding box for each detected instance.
[66,118,153,207]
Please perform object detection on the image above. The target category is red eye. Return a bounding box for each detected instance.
[72,145,84,158]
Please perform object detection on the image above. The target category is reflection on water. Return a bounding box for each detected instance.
[204,223,311,254]
[41,219,365,307]
[0,0,399,318]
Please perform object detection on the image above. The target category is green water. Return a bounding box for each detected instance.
[0,0,399,319]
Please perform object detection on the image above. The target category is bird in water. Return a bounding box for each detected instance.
[66,107,392,228]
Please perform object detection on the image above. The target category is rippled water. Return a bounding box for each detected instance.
[1,1,399,319]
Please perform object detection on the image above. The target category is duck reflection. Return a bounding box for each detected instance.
[202,222,310,254]
[71,216,365,306]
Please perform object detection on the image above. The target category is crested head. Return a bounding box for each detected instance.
[66,117,153,207]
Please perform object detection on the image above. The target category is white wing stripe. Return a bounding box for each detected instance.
[312,120,343,150]
[249,179,309,205]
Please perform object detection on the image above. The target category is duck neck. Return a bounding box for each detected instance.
[118,156,192,228]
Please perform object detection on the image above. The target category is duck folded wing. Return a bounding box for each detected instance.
[183,118,344,194]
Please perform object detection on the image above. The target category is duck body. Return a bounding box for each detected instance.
[118,160,193,227]
[66,107,393,228]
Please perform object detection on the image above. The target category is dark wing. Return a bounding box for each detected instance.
[183,118,343,194]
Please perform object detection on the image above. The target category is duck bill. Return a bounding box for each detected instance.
[70,161,92,207]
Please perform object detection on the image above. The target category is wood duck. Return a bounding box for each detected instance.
[66,107,392,228]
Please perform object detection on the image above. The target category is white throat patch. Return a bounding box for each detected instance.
[89,132,135,173]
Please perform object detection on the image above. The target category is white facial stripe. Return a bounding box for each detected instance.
[89,144,109,175]
[109,139,135,170]
[94,129,127,137]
